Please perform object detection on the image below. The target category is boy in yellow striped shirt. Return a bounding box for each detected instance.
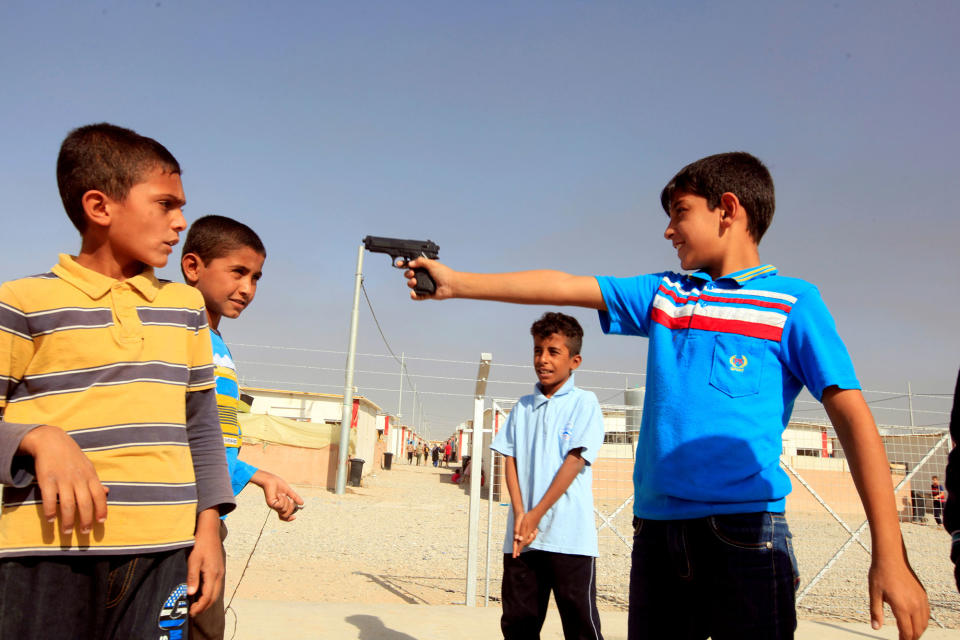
[0,123,235,639]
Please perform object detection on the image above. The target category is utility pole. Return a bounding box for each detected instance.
[397,352,405,419]
[336,244,364,495]
[907,381,915,427]
[412,385,418,436]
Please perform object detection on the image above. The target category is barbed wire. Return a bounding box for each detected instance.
[238,377,654,398]
[230,300,952,438]
[230,342,648,376]
[236,362,949,414]
[230,343,953,396]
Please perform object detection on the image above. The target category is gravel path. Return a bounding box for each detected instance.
[223,461,474,607]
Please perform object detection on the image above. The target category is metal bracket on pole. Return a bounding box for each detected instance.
[336,244,365,495]
[465,353,492,607]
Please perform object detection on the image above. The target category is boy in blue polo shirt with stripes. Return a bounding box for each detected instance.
[492,312,605,640]
[402,152,929,639]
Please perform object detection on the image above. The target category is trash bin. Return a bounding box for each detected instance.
[911,490,926,522]
[348,458,365,487]
[383,452,394,470]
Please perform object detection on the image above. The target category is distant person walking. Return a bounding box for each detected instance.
[406,440,414,464]
[432,446,440,467]
[931,476,946,526]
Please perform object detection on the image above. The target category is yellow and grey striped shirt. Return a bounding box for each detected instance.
[0,254,234,557]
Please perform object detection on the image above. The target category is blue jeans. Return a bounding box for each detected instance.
[628,512,799,640]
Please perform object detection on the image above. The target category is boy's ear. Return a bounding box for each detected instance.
[570,353,583,370]
[81,189,113,229]
[181,252,203,285]
[718,192,743,230]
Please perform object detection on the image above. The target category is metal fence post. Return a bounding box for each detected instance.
[465,353,491,607]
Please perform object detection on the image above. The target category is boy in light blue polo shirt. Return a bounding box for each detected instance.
[401,152,929,640]
[491,312,605,640]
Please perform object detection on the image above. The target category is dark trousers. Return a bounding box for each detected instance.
[933,499,944,525]
[628,512,799,640]
[0,547,190,640]
[501,550,603,640]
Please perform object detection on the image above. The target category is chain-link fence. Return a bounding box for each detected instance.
[228,342,955,627]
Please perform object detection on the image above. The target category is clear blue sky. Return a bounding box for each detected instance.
[2,1,957,438]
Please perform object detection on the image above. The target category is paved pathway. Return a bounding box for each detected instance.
[229,599,956,639]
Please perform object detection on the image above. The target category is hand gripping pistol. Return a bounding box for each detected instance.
[362,236,440,296]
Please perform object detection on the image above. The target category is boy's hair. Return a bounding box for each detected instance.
[530,312,584,356]
[57,123,181,233]
[180,215,266,272]
[660,151,775,243]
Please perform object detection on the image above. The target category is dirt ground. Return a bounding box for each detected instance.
[223,460,476,607]
[222,458,960,629]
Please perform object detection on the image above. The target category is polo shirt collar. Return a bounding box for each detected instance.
[533,373,577,408]
[52,254,161,302]
[691,264,778,287]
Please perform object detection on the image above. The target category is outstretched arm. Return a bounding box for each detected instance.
[516,450,586,552]
[822,387,929,639]
[403,257,606,310]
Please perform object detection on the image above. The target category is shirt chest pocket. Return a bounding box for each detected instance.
[709,334,766,398]
[538,404,577,455]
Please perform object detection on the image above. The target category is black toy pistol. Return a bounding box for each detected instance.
[363,236,440,296]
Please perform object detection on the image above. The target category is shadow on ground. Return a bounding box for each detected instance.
[355,572,429,605]
[345,614,418,640]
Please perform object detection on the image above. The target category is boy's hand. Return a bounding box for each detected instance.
[250,469,304,521]
[868,555,929,640]
[187,508,224,616]
[512,511,538,558]
[18,425,109,535]
[514,508,541,557]
[512,510,525,558]
[404,257,454,300]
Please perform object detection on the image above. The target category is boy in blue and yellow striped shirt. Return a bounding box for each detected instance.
[181,214,303,640]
